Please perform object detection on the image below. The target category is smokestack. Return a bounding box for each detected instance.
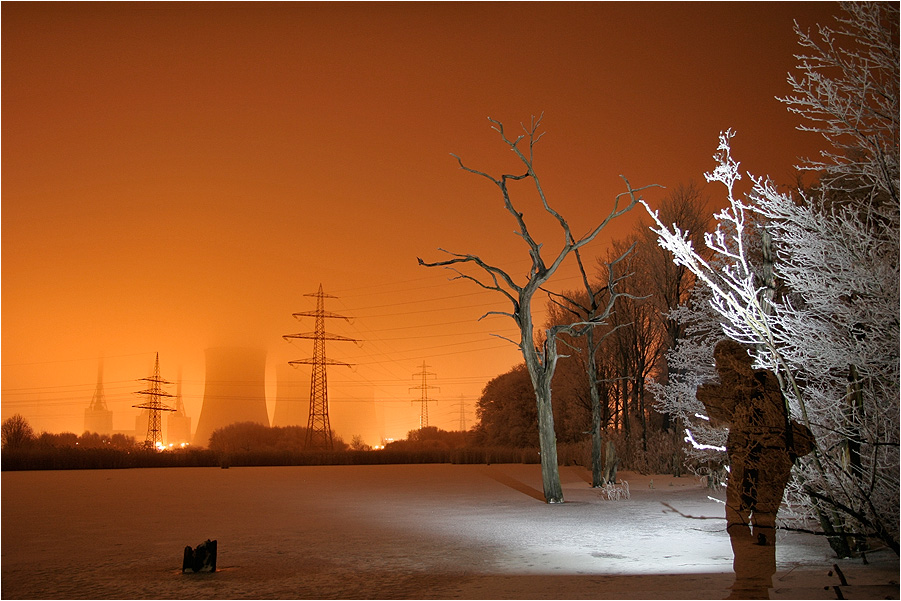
[193,347,270,447]
[84,359,113,435]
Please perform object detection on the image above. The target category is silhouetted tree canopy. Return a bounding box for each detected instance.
[208,422,348,453]
[2,414,35,450]
[472,364,538,448]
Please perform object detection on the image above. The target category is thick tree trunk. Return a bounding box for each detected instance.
[524,327,564,504]
[535,388,564,503]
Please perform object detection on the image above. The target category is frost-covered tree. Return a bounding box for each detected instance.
[644,129,899,555]
[645,3,899,556]
[649,276,728,487]
[419,115,654,503]
[782,2,899,205]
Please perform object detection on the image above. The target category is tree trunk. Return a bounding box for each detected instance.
[535,386,564,503]
[524,328,564,504]
[586,329,605,488]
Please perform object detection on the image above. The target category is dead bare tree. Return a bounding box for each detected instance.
[544,246,638,488]
[418,115,656,503]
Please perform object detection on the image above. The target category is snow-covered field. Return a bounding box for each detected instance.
[2,464,895,599]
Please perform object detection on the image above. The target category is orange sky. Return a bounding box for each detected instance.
[2,1,839,444]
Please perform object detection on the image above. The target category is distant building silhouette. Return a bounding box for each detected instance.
[167,377,192,446]
[272,363,309,427]
[193,347,269,447]
[135,409,150,440]
[84,361,113,435]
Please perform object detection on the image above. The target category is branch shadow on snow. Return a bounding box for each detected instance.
[660,502,722,520]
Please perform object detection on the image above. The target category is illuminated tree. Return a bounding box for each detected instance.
[644,129,899,555]
[419,114,655,503]
[644,3,899,555]
[782,2,898,205]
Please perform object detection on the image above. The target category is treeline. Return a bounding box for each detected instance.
[0,415,540,471]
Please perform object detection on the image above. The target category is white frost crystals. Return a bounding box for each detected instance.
[642,131,900,556]
[683,428,726,453]
[598,480,630,501]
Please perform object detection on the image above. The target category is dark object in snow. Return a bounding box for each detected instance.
[696,340,814,599]
[182,539,217,573]
[601,439,618,485]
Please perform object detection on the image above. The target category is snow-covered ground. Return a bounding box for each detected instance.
[2,464,896,599]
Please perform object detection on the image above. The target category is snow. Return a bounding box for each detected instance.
[2,464,896,599]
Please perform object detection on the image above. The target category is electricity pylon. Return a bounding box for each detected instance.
[453,395,469,431]
[410,361,439,429]
[284,284,358,450]
[133,353,176,448]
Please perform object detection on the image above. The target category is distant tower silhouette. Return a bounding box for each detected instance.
[410,361,439,429]
[283,284,357,450]
[193,347,269,448]
[133,353,176,448]
[84,360,113,435]
[454,395,468,432]
[167,374,192,446]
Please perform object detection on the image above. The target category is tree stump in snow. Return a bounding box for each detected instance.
[182,539,217,573]
[600,439,619,485]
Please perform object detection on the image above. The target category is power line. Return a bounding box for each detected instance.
[410,361,439,429]
[131,353,176,448]
[283,284,357,451]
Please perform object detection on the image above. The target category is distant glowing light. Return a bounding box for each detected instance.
[684,428,726,452]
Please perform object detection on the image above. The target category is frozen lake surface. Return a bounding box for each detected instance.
[2,464,895,599]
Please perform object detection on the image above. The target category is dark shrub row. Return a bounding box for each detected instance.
[1,448,219,470]
[2,446,545,471]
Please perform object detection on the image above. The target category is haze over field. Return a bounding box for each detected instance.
[3,2,840,443]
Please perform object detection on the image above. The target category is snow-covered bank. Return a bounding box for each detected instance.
[2,464,895,599]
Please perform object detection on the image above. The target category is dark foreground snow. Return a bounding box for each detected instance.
[1,464,896,599]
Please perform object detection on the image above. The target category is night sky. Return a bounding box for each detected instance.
[2,2,839,443]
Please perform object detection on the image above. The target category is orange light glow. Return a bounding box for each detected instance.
[2,2,839,444]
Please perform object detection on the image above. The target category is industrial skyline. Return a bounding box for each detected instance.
[3,2,841,443]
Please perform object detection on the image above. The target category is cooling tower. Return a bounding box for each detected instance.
[84,407,113,435]
[193,347,270,447]
[272,363,309,427]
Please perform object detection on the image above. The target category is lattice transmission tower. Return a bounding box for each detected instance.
[453,395,469,432]
[133,353,176,448]
[284,284,358,450]
[410,361,439,429]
